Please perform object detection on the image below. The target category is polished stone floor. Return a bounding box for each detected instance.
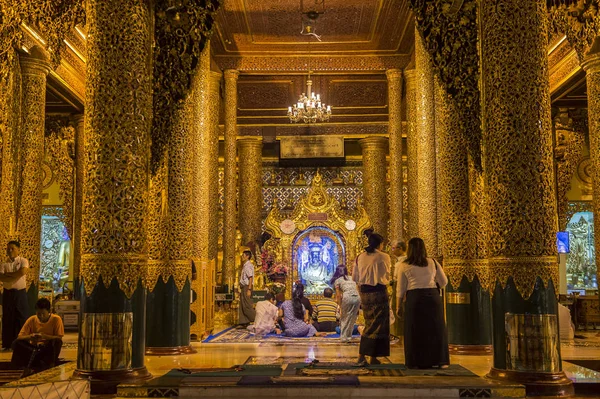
[1,330,600,398]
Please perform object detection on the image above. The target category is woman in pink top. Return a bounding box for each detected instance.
[397,237,449,369]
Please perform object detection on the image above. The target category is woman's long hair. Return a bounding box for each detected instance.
[292,283,305,320]
[404,237,428,267]
[365,233,384,253]
[330,264,348,285]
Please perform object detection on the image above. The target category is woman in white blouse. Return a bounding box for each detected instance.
[352,232,391,365]
[397,237,449,369]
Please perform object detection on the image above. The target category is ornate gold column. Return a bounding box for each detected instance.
[75,0,152,383]
[387,69,403,242]
[404,68,418,239]
[237,138,263,246]
[582,36,600,310]
[360,137,388,236]
[415,30,439,256]
[435,77,492,355]
[72,114,85,298]
[205,70,222,333]
[17,47,50,300]
[222,69,239,290]
[0,54,21,248]
[480,0,571,395]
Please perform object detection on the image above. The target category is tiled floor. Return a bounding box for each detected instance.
[2,331,600,397]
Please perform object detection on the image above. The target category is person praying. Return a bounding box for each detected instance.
[248,293,281,336]
[11,298,64,373]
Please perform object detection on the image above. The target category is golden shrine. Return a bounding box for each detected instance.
[261,171,371,298]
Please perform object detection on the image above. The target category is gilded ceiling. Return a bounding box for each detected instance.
[212,0,414,56]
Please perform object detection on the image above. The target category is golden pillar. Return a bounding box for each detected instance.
[75,0,152,382]
[17,47,50,295]
[435,77,492,354]
[237,138,263,246]
[582,37,600,308]
[404,68,418,239]
[387,69,404,242]
[72,114,85,297]
[360,137,388,236]
[480,0,571,394]
[414,30,439,257]
[205,70,222,333]
[222,69,239,290]
[0,54,21,247]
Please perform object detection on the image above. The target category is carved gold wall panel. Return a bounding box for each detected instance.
[480,0,559,296]
[17,50,51,289]
[80,0,152,298]
[387,69,403,242]
[414,31,439,257]
[72,115,84,283]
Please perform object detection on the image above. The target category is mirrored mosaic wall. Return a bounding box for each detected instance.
[40,208,71,293]
[566,210,597,290]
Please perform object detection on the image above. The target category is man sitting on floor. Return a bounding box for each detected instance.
[248,293,281,336]
[11,298,64,372]
[312,288,339,332]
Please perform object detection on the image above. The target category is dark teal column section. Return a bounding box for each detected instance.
[146,277,193,353]
[27,283,37,316]
[78,277,147,370]
[491,277,559,370]
[446,276,492,353]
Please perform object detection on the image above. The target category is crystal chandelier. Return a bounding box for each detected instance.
[288,4,331,124]
[287,77,331,123]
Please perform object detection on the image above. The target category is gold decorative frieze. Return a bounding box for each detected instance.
[81,254,147,298]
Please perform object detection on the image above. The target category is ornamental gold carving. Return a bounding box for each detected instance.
[415,32,439,257]
[409,0,482,171]
[0,0,85,78]
[222,69,239,284]
[17,50,51,289]
[480,0,559,296]
[548,1,600,60]
[359,137,388,236]
[152,0,221,170]
[581,37,600,301]
[404,69,419,240]
[237,138,263,245]
[263,171,372,298]
[80,0,153,298]
[387,69,403,242]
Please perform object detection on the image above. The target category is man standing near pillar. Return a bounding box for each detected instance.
[0,241,30,351]
[237,250,255,328]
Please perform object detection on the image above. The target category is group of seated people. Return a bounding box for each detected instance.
[10,298,64,374]
[248,282,350,338]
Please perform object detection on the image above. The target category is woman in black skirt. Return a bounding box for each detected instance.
[397,237,449,368]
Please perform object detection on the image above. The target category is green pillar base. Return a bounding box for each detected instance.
[145,276,192,353]
[446,276,492,353]
[489,277,573,396]
[77,276,147,372]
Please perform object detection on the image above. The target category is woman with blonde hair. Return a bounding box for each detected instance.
[397,237,449,368]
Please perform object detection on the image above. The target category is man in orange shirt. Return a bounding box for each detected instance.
[11,298,64,371]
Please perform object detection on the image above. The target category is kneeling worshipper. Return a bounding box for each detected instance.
[11,298,64,373]
[279,283,326,337]
[312,288,339,332]
[248,293,281,336]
